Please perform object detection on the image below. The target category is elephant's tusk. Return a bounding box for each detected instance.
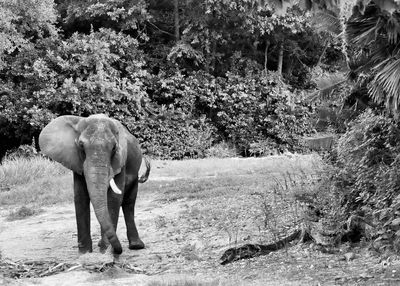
[110,178,122,194]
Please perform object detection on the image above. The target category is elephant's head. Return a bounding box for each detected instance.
[39,114,129,254]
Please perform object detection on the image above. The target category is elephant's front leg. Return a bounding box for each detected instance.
[122,179,145,250]
[73,172,92,253]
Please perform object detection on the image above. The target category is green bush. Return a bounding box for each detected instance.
[127,113,216,160]
[0,28,148,156]
[144,71,313,157]
[206,72,313,155]
[331,110,400,251]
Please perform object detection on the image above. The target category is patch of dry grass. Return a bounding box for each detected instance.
[149,154,322,180]
[7,206,43,221]
[0,156,72,208]
[0,156,68,187]
[147,278,222,286]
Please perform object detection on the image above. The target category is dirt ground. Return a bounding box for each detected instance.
[1,155,399,285]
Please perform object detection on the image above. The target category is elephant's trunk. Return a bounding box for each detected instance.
[84,162,122,254]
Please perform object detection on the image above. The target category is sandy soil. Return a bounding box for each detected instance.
[1,155,398,285]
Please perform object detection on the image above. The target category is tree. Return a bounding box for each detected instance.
[302,0,400,114]
[0,0,58,67]
[57,0,151,38]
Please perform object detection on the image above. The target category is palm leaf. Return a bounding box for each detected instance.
[311,11,342,35]
[308,73,348,101]
[346,14,381,46]
[369,56,400,112]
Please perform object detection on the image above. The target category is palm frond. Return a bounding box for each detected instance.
[346,14,381,46]
[311,11,342,35]
[385,13,400,44]
[369,57,400,112]
[308,73,348,101]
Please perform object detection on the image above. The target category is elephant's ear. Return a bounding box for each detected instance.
[39,115,84,174]
[111,120,128,176]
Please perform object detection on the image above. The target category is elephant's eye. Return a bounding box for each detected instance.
[75,139,85,150]
[112,144,117,154]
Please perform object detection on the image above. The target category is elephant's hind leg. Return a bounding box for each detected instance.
[73,173,92,253]
[122,179,144,250]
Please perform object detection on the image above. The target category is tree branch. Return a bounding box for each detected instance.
[146,21,175,37]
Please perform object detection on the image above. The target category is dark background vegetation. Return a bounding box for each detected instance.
[0,0,341,159]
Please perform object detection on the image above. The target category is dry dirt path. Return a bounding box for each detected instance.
[0,155,395,285]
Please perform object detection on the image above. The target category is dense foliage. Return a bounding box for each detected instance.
[325,110,400,251]
[2,0,399,159]
[0,0,324,159]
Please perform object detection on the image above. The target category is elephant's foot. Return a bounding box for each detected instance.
[98,239,109,253]
[78,241,93,254]
[128,238,145,250]
[99,238,122,254]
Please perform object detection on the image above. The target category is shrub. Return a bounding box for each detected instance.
[144,71,313,157]
[204,141,238,158]
[127,113,216,160]
[7,206,43,221]
[4,143,39,160]
[206,72,313,155]
[0,28,149,159]
[329,110,400,251]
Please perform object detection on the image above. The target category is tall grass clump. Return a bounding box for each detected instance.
[0,156,72,207]
[255,170,324,240]
[0,156,68,188]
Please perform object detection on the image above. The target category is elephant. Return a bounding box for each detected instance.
[39,114,150,255]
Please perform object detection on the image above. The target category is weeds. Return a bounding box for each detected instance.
[0,156,68,189]
[205,141,238,158]
[0,157,72,208]
[253,168,327,246]
[7,206,43,221]
[147,279,221,286]
[179,244,202,261]
[154,215,168,229]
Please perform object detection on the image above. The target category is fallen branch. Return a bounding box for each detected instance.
[220,211,368,265]
[220,229,303,265]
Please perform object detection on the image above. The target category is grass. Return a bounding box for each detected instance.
[7,205,43,221]
[0,156,72,208]
[0,156,68,187]
[147,278,222,286]
[149,154,321,180]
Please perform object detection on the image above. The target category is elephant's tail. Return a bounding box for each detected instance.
[138,156,151,183]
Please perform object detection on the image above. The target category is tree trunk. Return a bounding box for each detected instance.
[277,42,284,76]
[174,0,180,42]
[211,38,217,73]
[264,39,270,75]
